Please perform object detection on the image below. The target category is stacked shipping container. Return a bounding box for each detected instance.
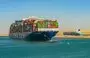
[10,18,59,33]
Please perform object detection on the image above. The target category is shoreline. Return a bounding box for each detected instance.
[0,34,8,37]
[0,36,8,37]
[55,36,90,39]
[0,35,90,39]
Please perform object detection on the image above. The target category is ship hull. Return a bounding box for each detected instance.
[9,31,58,41]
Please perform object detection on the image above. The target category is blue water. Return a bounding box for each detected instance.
[0,37,90,58]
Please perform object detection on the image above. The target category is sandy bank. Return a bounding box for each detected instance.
[0,34,8,36]
[55,36,90,39]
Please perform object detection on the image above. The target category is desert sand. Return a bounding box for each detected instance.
[0,34,8,36]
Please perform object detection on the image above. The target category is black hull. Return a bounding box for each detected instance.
[9,31,58,41]
[25,31,58,41]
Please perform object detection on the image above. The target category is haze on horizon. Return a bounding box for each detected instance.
[0,0,90,34]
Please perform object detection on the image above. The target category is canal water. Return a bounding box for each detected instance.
[0,36,90,58]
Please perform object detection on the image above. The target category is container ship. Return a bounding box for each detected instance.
[9,17,59,41]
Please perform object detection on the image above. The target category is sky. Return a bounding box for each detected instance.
[0,0,90,34]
